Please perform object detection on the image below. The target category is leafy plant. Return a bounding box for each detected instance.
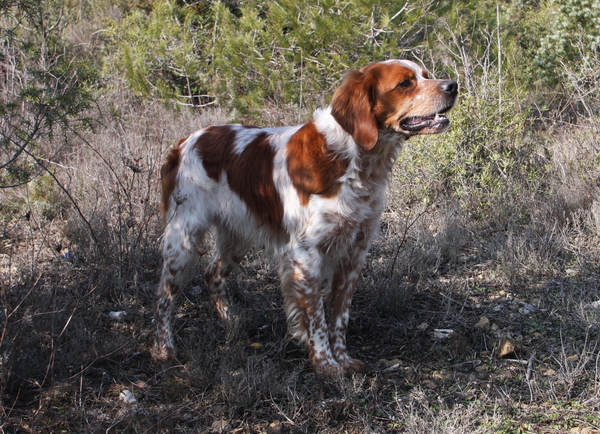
[0,0,96,188]
[107,0,452,113]
[535,0,600,85]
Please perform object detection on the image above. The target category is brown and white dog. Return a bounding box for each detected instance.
[154,60,458,376]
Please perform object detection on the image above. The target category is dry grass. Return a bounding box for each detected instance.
[3,98,600,433]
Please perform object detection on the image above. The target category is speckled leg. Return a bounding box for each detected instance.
[154,220,204,362]
[204,228,249,321]
[326,227,372,373]
[280,250,342,377]
[326,257,365,373]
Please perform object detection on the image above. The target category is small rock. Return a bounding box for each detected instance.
[589,300,600,310]
[119,389,137,404]
[475,316,491,331]
[108,311,128,322]
[497,337,522,358]
[433,329,454,339]
[518,302,536,315]
[265,421,283,434]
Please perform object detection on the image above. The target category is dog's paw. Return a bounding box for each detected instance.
[152,344,176,362]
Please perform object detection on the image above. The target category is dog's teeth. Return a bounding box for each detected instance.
[435,113,441,120]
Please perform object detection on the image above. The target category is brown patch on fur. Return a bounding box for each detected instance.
[195,126,237,181]
[161,138,184,218]
[194,126,285,233]
[227,132,285,234]
[371,69,418,122]
[370,67,426,128]
[287,121,349,206]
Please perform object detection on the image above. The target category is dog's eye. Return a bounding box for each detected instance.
[397,79,413,89]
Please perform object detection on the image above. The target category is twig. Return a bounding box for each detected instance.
[389,203,432,276]
[449,360,482,369]
[526,351,536,381]
[270,392,297,426]
[503,359,528,365]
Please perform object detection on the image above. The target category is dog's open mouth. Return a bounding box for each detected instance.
[400,113,450,133]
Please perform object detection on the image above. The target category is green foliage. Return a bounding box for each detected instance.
[214,0,427,110]
[0,0,96,187]
[30,172,69,220]
[535,0,600,84]
[106,1,212,103]
[106,0,600,121]
[107,0,449,112]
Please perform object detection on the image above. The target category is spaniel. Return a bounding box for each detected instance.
[154,59,458,377]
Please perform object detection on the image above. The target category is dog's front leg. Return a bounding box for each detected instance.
[327,255,366,374]
[280,250,341,377]
[326,223,376,373]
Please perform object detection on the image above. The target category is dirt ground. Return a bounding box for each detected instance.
[3,223,600,433]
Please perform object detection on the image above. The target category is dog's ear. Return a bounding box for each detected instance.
[330,70,379,151]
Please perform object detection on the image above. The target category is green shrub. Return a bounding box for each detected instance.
[535,0,600,84]
[105,0,212,103]
[106,0,452,113]
[0,0,96,187]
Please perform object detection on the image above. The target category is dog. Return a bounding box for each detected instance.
[154,59,458,377]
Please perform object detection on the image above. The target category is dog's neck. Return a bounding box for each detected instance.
[309,107,404,197]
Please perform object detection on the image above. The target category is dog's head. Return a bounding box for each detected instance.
[331,59,458,150]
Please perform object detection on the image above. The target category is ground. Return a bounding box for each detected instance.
[3,223,600,433]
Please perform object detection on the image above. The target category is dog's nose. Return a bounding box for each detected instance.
[441,80,458,96]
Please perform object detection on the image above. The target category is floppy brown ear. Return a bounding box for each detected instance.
[330,70,379,151]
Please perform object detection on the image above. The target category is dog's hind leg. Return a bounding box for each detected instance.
[204,227,250,322]
[154,212,206,361]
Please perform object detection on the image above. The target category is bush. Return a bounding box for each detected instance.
[106,0,452,113]
[0,0,96,188]
[535,0,600,85]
